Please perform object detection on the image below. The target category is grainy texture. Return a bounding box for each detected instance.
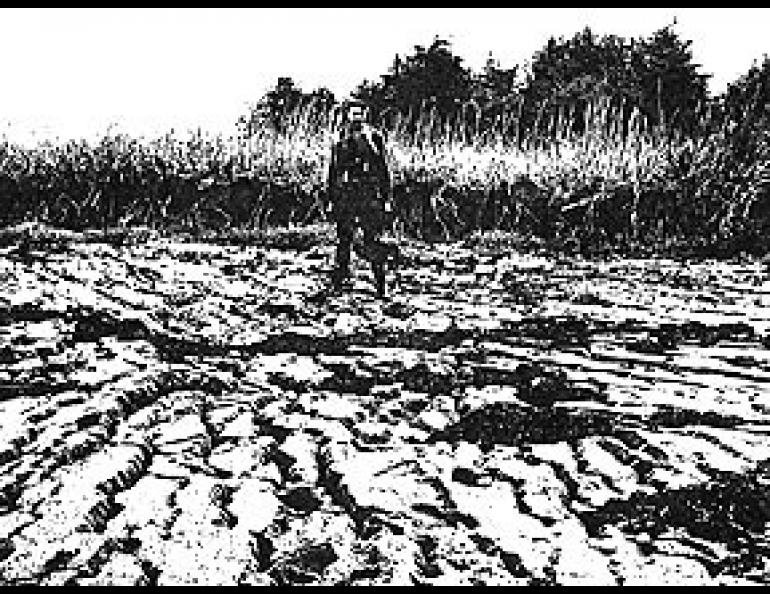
[1,229,769,585]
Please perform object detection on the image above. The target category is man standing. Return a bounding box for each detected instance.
[327,100,392,298]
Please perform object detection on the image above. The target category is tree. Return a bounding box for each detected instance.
[260,77,304,133]
[632,25,710,132]
[353,38,474,136]
[472,55,521,139]
[240,78,337,135]
[721,56,770,147]
[519,28,637,136]
[517,25,710,137]
[301,86,337,132]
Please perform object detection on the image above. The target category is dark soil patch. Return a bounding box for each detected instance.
[70,311,151,342]
[281,487,322,514]
[471,362,607,407]
[271,542,338,585]
[394,363,459,397]
[647,405,743,430]
[579,461,770,576]
[626,321,756,354]
[430,402,617,450]
[0,305,63,326]
[318,363,376,396]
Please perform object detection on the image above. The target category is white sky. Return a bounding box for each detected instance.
[0,8,767,144]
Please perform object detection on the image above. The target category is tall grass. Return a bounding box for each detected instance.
[0,96,767,254]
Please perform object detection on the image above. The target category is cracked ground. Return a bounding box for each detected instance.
[1,228,770,585]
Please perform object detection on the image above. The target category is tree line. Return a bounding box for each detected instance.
[246,24,759,140]
[1,23,767,254]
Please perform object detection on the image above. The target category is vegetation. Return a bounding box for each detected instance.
[0,25,768,255]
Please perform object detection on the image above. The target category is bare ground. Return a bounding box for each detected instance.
[1,229,769,585]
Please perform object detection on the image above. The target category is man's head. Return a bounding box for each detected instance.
[342,100,370,132]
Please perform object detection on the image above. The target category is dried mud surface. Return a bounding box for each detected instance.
[1,231,769,585]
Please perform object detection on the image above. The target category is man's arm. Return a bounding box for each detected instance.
[326,142,338,212]
[371,132,391,203]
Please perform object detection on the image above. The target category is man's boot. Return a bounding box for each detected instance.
[332,235,352,292]
[331,266,349,292]
[373,264,386,299]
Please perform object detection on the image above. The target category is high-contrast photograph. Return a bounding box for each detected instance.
[0,7,769,586]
